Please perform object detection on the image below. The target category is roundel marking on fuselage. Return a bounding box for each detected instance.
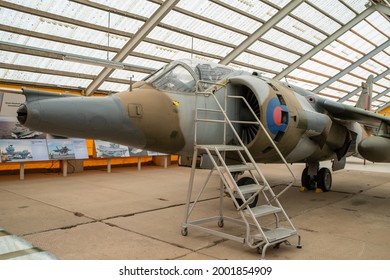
[266,97,289,135]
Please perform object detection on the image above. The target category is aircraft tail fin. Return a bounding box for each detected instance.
[356,75,373,111]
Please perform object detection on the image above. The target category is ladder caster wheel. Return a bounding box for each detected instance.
[297,245,303,249]
[218,219,224,228]
[256,245,264,254]
[181,228,188,236]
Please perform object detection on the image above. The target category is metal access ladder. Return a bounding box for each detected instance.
[181,80,302,259]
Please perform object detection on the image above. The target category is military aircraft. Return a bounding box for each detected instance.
[13,58,390,192]
[52,145,71,156]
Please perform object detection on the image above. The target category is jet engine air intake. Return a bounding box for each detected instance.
[237,85,260,145]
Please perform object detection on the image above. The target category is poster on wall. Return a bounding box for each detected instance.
[94,140,130,158]
[0,139,49,163]
[0,92,25,116]
[0,92,46,139]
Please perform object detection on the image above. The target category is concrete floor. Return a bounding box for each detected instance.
[0,158,389,260]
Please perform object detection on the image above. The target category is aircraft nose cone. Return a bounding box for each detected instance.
[17,104,28,125]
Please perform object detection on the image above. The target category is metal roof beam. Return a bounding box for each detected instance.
[0,41,156,74]
[0,63,129,84]
[274,5,376,80]
[85,0,179,95]
[375,3,390,17]
[378,101,390,112]
[312,39,390,93]
[338,67,390,102]
[373,88,390,102]
[74,0,296,68]
[0,24,172,65]
[219,0,304,65]
[3,0,296,74]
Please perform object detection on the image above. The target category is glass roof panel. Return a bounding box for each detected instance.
[99,81,131,93]
[300,59,340,77]
[177,0,261,34]
[308,0,356,24]
[0,5,130,50]
[214,0,282,22]
[161,10,246,46]
[123,54,166,70]
[291,2,341,35]
[342,0,370,13]
[146,26,233,57]
[285,77,318,91]
[366,12,390,37]
[276,16,326,45]
[341,74,365,87]
[8,0,146,34]
[350,67,378,81]
[351,17,388,47]
[360,59,387,76]
[235,52,288,74]
[0,0,389,102]
[133,42,193,62]
[288,68,328,85]
[311,50,351,69]
[3,51,103,76]
[2,69,92,88]
[109,69,148,82]
[91,0,159,18]
[262,29,313,54]
[337,33,375,56]
[248,41,300,64]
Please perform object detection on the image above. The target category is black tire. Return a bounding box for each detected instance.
[236,177,259,208]
[317,168,332,192]
[301,167,316,190]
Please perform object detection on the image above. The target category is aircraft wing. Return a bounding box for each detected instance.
[316,98,390,128]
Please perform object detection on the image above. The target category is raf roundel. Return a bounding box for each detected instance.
[266,97,289,135]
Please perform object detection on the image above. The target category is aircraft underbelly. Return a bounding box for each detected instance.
[285,136,318,162]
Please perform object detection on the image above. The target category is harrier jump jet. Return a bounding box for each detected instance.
[14,59,390,191]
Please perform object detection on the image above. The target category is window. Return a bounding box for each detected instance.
[152,65,196,93]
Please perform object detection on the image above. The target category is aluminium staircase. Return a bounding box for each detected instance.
[181,80,302,259]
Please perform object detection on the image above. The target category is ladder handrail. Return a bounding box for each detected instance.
[228,95,297,198]
[194,81,297,199]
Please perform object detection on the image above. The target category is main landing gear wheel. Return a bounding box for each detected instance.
[317,168,332,192]
[301,167,316,190]
[236,177,259,208]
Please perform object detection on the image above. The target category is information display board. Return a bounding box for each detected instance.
[94,140,130,158]
[0,139,49,162]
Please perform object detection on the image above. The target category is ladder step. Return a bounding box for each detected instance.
[262,228,297,242]
[237,183,265,194]
[220,164,255,173]
[244,205,282,217]
[197,145,245,151]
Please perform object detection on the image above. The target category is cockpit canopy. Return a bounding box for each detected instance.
[144,59,235,93]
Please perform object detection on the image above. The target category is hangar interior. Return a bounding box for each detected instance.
[0,0,390,260]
